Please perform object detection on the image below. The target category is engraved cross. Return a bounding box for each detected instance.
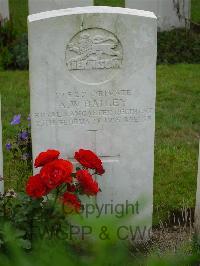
[69,129,120,163]
[87,129,120,163]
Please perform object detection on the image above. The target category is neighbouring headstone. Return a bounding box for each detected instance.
[0,96,3,194]
[28,6,157,240]
[125,0,191,31]
[0,0,9,21]
[195,141,200,236]
[29,0,93,15]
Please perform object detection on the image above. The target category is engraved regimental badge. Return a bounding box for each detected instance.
[65,28,123,84]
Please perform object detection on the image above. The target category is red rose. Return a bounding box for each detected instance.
[34,149,60,168]
[26,174,48,198]
[74,149,105,175]
[40,159,73,190]
[67,183,76,193]
[76,170,100,196]
[61,192,81,212]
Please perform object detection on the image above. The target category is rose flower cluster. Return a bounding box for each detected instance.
[26,149,105,212]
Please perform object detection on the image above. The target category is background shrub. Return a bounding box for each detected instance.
[157,28,200,64]
[0,33,28,70]
[0,18,28,70]
[0,19,16,50]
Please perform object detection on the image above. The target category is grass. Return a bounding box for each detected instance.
[154,64,200,220]
[0,64,199,221]
[0,71,31,190]
[191,0,200,24]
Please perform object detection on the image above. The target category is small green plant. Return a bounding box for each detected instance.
[6,114,32,162]
[0,191,71,250]
[0,217,199,265]
[5,114,32,190]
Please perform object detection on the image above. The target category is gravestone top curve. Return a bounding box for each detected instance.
[28,6,156,22]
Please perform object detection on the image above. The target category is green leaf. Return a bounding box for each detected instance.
[18,239,31,250]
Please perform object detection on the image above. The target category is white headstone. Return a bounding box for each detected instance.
[28,6,157,240]
[0,0,9,21]
[29,0,93,15]
[125,0,191,31]
[0,96,3,194]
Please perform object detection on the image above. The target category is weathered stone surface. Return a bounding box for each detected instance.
[0,0,9,21]
[28,6,157,240]
[29,0,93,14]
[125,0,190,31]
